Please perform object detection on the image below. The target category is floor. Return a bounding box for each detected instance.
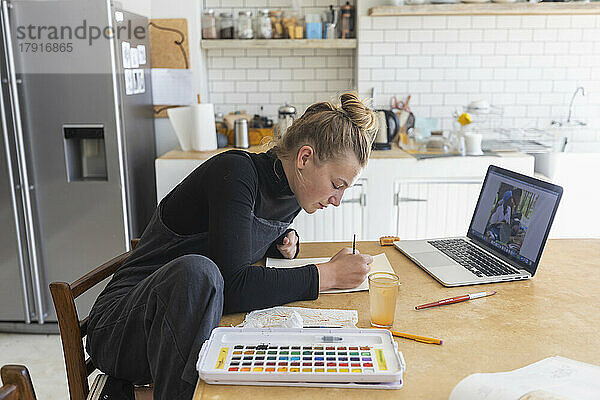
[0,333,99,399]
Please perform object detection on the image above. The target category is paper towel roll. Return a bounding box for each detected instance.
[190,104,217,151]
[167,106,193,151]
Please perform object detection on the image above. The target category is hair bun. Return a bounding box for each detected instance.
[339,92,375,132]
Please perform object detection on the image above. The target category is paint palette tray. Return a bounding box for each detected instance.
[197,327,405,389]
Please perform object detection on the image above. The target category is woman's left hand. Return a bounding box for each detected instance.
[277,230,299,259]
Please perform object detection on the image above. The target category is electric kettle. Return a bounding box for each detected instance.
[373,109,400,150]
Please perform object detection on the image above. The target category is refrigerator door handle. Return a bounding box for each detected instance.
[1,0,45,323]
[0,27,31,324]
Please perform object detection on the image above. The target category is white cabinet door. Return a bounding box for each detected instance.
[394,178,483,240]
[291,179,366,242]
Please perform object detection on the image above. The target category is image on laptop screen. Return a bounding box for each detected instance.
[469,169,561,270]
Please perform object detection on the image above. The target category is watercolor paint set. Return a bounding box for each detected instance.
[196,328,405,389]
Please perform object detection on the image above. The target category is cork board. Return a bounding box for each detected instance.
[149,18,191,117]
[149,18,190,69]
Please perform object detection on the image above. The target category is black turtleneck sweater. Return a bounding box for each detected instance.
[161,150,319,313]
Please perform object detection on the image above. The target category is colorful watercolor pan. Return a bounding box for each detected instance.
[197,328,405,389]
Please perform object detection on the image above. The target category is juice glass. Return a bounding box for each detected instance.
[369,272,399,328]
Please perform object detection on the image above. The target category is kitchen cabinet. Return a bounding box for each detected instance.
[155,148,535,242]
[291,179,367,242]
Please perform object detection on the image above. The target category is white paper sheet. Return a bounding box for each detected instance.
[151,68,195,105]
[266,253,395,294]
[449,356,600,400]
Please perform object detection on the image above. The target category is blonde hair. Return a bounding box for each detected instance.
[271,92,377,167]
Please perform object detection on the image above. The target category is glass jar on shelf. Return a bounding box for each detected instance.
[237,11,254,39]
[256,9,272,39]
[218,12,234,39]
[201,9,218,39]
[269,10,284,39]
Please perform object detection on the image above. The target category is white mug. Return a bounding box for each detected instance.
[464,133,483,156]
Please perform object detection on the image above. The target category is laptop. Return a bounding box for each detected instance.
[394,165,563,287]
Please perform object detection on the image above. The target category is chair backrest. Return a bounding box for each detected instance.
[0,365,36,400]
[49,239,139,400]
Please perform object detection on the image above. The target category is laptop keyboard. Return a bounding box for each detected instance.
[428,239,520,277]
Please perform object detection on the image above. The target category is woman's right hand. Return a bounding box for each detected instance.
[316,248,373,291]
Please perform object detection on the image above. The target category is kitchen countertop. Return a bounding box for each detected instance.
[157,145,529,161]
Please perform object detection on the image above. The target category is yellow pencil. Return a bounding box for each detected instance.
[374,327,443,345]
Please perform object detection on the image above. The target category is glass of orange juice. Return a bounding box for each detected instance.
[369,272,399,328]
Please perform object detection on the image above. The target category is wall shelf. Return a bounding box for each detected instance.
[201,39,357,49]
[369,2,600,16]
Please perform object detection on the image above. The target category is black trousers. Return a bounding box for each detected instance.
[87,255,224,400]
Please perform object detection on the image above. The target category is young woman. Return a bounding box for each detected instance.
[86,92,377,400]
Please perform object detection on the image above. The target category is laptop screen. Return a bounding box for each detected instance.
[467,166,562,275]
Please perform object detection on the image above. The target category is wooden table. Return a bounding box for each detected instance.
[193,240,600,399]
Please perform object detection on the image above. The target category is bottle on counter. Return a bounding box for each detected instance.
[218,12,234,39]
[201,9,218,39]
[237,11,254,39]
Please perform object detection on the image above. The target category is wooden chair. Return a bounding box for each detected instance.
[0,365,36,400]
[50,239,152,400]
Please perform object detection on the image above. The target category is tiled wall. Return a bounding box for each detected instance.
[203,0,354,117]
[357,14,600,134]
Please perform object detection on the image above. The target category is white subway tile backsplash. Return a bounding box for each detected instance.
[521,16,546,29]
[433,56,457,68]
[361,30,384,43]
[457,55,481,68]
[447,16,471,30]
[409,30,434,42]
[257,56,280,69]
[422,16,448,30]
[396,16,422,30]
[421,42,446,55]
[508,29,533,42]
[471,16,496,29]
[434,30,459,43]
[235,57,257,68]
[571,15,597,29]
[433,81,456,93]
[384,56,408,69]
[396,43,421,55]
[236,81,258,92]
[408,56,433,68]
[204,14,600,130]
[292,69,314,80]
[372,43,397,56]
[281,56,304,68]
[246,69,269,80]
[481,55,506,68]
[546,15,571,29]
[315,68,338,80]
[225,92,247,104]
[223,69,247,80]
[529,80,552,94]
[384,30,409,43]
[458,29,484,42]
[359,56,383,69]
[211,57,234,68]
[371,68,395,81]
[359,16,372,31]
[483,29,508,42]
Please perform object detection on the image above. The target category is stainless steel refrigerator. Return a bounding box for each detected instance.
[0,0,156,331]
